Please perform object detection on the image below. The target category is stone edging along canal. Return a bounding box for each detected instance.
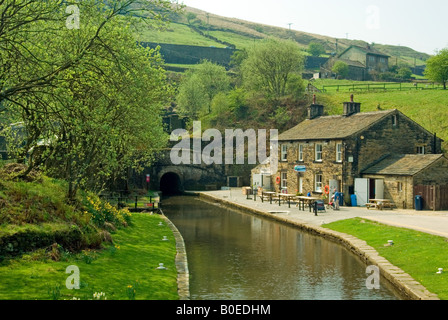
[195,192,440,301]
[160,213,190,300]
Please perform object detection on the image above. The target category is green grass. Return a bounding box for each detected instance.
[0,213,178,300]
[323,218,448,300]
[134,22,225,47]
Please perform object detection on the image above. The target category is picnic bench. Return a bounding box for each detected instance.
[261,191,276,204]
[366,199,396,210]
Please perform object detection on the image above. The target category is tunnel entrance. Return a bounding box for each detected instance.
[160,172,183,195]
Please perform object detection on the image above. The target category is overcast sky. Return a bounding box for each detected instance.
[179,0,446,55]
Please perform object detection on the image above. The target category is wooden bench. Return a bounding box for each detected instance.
[366,199,396,210]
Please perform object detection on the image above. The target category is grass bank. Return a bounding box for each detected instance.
[0,213,178,300]
[323,218,448,300]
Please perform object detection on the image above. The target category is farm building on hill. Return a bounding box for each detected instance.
[320,44,390,81]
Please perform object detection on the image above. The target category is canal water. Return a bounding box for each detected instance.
[163,196,400,300]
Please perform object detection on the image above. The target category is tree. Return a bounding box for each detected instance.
[0,0,179,199]
[397,67,413,80]
[308,42,326,57]
[425,48,448,89]
[241,38,305,101]
[176,60,230,117]
[332,61,349,79]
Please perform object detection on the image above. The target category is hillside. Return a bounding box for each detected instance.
[134,6,430,68]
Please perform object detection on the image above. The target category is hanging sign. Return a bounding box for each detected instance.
[294,165,306,173]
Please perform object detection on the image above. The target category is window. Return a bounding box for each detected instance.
[281,172,288,190]
[397,182,403,192]
[315,174,323,192]
[281,144,288,162]
[298,144,304,162]
[336,143,343,163]
[315,144,323,162]
[417,146,425,155]
[392,115,398,127]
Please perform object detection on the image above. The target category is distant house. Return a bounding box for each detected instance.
[255,96,447,210]
[320,45,390,81]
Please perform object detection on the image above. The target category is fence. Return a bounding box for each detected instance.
[414,185,448,211]
[100,191,161,212]
[320,82,444,93]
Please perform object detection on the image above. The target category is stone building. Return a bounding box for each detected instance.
[320,45,390,81]
[362,154,448,210]
[268,96,444,209]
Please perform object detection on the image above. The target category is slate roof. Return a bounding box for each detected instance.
[362,154,445,176]
[339,45,390,58]
[278,109,396,141]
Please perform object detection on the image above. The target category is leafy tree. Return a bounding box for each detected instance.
[397,67,413,80]
[0,0,179,199]
[241,38,305,101]
[425,48,448,89]
[308,42,326,57]
[176,60,230,117]
[332,61,349,79]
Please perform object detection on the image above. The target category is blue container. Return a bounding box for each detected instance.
[415,195,423,211]
[351,194,357,207]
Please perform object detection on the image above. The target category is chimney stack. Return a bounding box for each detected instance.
[308,95,324,120]
[343,95,361,117]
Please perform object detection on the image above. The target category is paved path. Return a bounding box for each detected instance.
[198,189,448,238]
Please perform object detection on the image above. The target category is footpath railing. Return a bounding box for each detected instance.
[99,191,161,212]
[320,82,443,93]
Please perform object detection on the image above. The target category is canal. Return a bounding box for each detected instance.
[163,196,401,300]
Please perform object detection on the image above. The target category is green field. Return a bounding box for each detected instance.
[0,213,178,300]
[323,218,448,300]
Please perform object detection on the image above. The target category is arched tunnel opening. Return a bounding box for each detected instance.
[160,172,183,195]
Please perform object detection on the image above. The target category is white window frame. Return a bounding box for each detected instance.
[281,172,288,190]
[417,146,425,155]
[315,174,323,193]
[298,144,304,162]
[336,143,343,163]
[281,144,288,162]
[315,143,323,162]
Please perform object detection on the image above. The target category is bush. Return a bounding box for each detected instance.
[83,193,132,229]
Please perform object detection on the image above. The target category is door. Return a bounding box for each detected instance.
[375,179,384,199]
[329,179,340,203]
[355,178,369,206]
[252,174,262,189]
[262,175,272,190]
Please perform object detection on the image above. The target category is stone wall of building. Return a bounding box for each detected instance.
[277,140,344,196]
[414,157,448,185]
[363,174,414,209]
[345,111,441,177]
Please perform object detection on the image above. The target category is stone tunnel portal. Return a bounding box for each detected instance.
[160,172,183,195]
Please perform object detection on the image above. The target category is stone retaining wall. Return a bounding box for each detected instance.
[161,214,190,300]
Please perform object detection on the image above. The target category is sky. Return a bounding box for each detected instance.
[179,0,447,55]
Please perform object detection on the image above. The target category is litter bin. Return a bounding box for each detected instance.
[415,195,423,211]
[350,194,357,207]
[338,193,344,206]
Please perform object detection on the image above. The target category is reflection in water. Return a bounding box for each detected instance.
[163,196,400,300]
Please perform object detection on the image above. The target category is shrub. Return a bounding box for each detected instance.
[83,193,132,229]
